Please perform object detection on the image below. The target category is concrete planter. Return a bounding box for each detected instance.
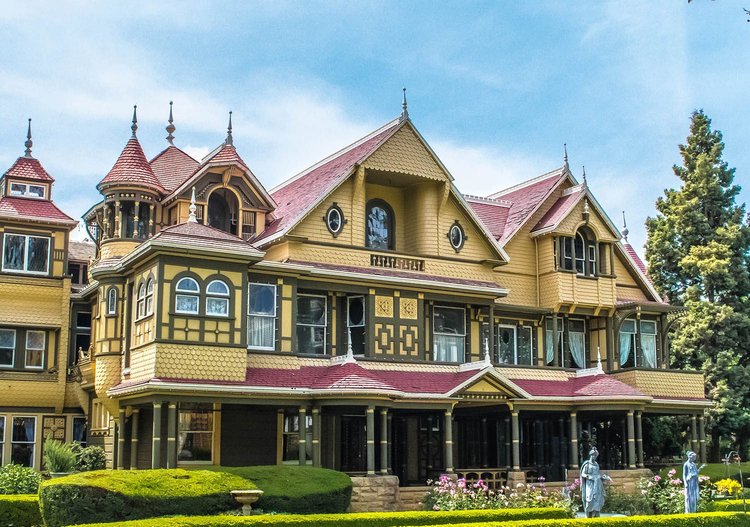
[231,489,264,515]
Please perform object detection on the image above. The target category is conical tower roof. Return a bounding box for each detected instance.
[98,136,165,193]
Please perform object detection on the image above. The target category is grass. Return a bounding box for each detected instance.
[658,462,750,483]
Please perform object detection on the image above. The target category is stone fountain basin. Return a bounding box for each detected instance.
[231,489,264,514]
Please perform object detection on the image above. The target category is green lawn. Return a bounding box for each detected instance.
[658,462,750,483]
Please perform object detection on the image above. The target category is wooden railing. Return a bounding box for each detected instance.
[455,468,508,490]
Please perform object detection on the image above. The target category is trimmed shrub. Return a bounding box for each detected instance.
[709,499,750,511]
[201,465,352,513]
[0,464,42,495]
[0,494,41,527]
[74,507,568,527]
[77,446,107,472]
[445,511,750,527]
[39,469,253,527]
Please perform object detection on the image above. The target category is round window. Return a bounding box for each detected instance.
[326,204,344,236]
[448,222,465,252]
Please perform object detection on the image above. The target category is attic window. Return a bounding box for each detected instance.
[448,221,465,252]
[325,203,344,237]
[559,227,597,277]
[9,182,45,199]
[365,199,394,250]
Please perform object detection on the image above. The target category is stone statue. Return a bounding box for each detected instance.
[683,451,703,513]
[580,447,611,517]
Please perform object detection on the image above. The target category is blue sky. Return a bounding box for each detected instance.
[1,1,748,254]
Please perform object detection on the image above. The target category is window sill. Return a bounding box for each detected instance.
[0,269,50,277]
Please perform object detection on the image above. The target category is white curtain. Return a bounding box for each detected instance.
[619,333,632,366]
[248,316,275,348]
[546,331,554,364]
[642,334,657,368]
[435,335,463,362]
[569,331,585,368]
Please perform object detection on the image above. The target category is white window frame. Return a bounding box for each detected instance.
[136,282,146,319]
[11,416,36,467]
[107,288,118,315]
[588,244,597,276]
[562,237,573,270]
[205,279,230,317]
[145,279,154,316]
[2,233,50,275]
[433,306,466,363]
[575,232,586,275]
[0,328,16,368]
[175,277,200,315]
[296,293,327,355]
[24,330,45,370]
[247,283,276,351]
[0,415,5,465]
[9,182,45,199]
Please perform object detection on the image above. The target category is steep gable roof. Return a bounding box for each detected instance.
[98,137,165,193]
[531,185,585,233]
[149,146,199,193]
[463,196,511,240]
[4,156,54,182]
[0,196,77,226]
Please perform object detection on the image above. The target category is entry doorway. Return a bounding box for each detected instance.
[392,412,443,486]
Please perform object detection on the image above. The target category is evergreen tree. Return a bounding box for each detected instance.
[646,110,750,460]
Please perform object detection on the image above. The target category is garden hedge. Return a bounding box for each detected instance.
[200,465,352,513]
[75,507,568,527]
[446,511,750,527]
[0,494,41,527]
[709,499,750,511]
[39,469,253,527]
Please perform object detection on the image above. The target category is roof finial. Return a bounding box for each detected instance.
[563,143,569,170]
[225,111,233,146]
[24,118,33,157]
[400,87,409,122]
[621,210,629,241]
[131,105,138,137]
[582,165,587,187]
[166,101,175,145]
[188,186,198,223]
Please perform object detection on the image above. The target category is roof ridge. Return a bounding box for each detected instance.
[149,144,198,165]
[463,194,513,207]
[488,165,566,199]
[269,117,401,194]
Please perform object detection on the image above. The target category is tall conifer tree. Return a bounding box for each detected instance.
[646,110,750,460]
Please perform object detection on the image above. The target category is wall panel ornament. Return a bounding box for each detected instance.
[399,298,418,320]
[375,295,394,318]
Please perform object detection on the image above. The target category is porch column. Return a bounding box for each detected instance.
[387,413,393,473]
[114,200,121,238]
[605,316,614,372]
[488,305,495,361]
[569,411,579,469]
[380,409,389,475]
[116,407,127,470]
[444,409,454,474]
[366,405,375,476]
[151,401,162,469]
[698,414,707,462]
[691,415,699,454]
[511,410,520,470]
[298,406,307,466]
[504,417,511,466]
[129,408,140,469]
[312,406,321,468]
[626,411,636,469]
[552,315,559,367]
[635,411,644,468]
[166,403,177,469]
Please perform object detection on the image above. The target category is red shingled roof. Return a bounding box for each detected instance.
[531,187,584,233]
[98,137,165,193]
[0,196,76,225]
[205,144,251,170]
[623,242,648,277]
[464,197,510,240]
[152,221,263,257]
[257,119,402,242]
[4,156,54,182]
[149,146,199,193]
[512,374,647,398]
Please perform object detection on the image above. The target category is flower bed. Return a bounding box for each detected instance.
[638,469,714,514]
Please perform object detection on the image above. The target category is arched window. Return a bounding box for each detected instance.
[365,199,394,250]
[136,282,146,318]
[559,228,598,276]
[175,277,200,314]
[145,278,154,316]
[208,189,239,235]
[106,288,118,315]
[206,279,230,317]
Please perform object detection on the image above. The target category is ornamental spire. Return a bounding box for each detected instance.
[621,210,629,241]
[225,111,233,146]
[400,87,409,122]
[166,101,176,145]
[188,187,198,223]
[563,143,569,170]
[582,165,587,187]
[24,118,33,158]
[131,105,138,137]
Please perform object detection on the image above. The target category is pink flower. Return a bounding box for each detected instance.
[641,490,647,495]
[654,475,661,482]
[668,469,677,477]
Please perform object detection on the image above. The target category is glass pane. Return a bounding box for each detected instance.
[206,297,228,316]
[12,417,35,442]
[3,235,25,270]
[27,237,49,273]
[434,334,465,362]
[26,331,45,350]
[176,295,198,313]
[621,319,636,333]
[146,279,154,294]
[0,329,15,348]
[11,444,33,467]
[179,411,213,432]
[178,433,212,462]
[248,316,275,348]
[348,296,365,327]
[518,327,533,365]
[108,290,117,313]
[10,183,26,195]
[249,284,275,315]
[146,296,153,315]
[327,208,342,233]
[207,280,229,295]
[0,416,4,439]
[297,325,325,354]
[138,284,146,299]
[0,347,12,366]
[72,418,87,444]
[366,205,390,249]
[297,296,326,325]
[29,185,45,198]
[569,319,585,333]
[26,349,43,368]
[176,277,199,292]
[434,307,464,335]
[640,321,657,334]
[497,327,515,364]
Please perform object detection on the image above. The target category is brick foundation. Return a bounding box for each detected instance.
[349,476,400,512]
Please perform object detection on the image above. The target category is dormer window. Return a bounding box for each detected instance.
[208,188,239,235]
[366,199,394,250]
[9,182,45,199]
[559,227,597,277]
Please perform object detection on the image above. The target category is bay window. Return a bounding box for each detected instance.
[175,277,200,314]
[2,234,50,275]
[433,306,465,362]
[206,279,229,317]
[248,283,276,350]
[558,228,597,277]
[297,294,327,355]
[11,416,36,467]
[620,319,658,368]
[640,320,658,368]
